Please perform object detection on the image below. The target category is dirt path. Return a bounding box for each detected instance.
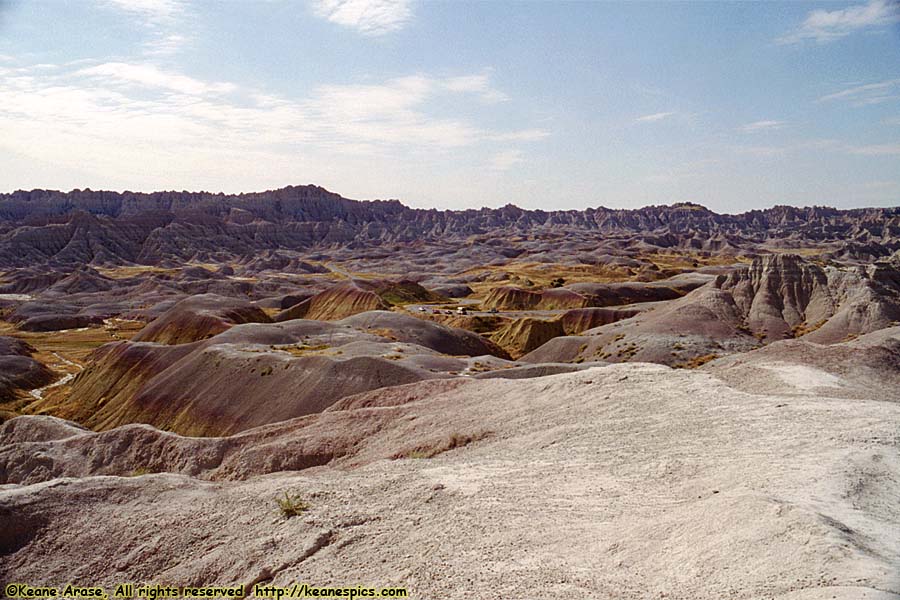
[28,352,83,400]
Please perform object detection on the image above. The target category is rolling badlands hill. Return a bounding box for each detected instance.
[0,186,898,267]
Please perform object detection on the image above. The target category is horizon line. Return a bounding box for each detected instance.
[1,184,897,216]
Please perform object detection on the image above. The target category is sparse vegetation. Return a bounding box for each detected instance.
[276,491,310,518]
[280,344,331,357]
[468,361,492,373]
[366,327,399,341]
[791,319,827,337]
[674,354,719,369]
[394,431,492,459]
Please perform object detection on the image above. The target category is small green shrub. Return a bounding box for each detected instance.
[276,491,310,518]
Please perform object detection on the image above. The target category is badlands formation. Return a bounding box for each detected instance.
[0,187,899,599]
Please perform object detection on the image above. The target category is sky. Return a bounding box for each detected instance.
[0,0,899,212]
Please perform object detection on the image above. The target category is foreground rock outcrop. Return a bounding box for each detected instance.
[1,358,898,599]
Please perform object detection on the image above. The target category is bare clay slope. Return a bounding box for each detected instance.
[1,356,899,599]
[704,325,900,401]
[0,337,54,403]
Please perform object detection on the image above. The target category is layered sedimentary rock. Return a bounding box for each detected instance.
[482,286,592,311]
[524,254,900,366]
[57,309,506,436]
[490,317,566,358]
[0,337,55,402]
[275,280,443,322]
[132,294,272,344]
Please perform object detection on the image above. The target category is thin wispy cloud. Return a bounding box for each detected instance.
[730,138,900,159]
[740,120,785,133]
[489,129,550,142]
[635,111,675,123]
[443,73,509,104]
[143,33,189,57]
[862,180,900,188]
[778,0,900,44]
[311,0,412,36]
[76,62,235,95]
[848,143,900,155]
[490,150,525,171]
[818,78,900,106]
[731,145,787,158]
[644,158,720,185]
[102,0,185,24]
[100,0,191,57]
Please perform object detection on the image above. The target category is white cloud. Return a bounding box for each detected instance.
[740,120,786,133]
[303,75,480,147]
[0,62,546,190]
[311,0,412,35]
[76,62,236,95]
[442,73,509,103]
[490,150,525,171]
[778,0,900,44]
[635,111,675,123]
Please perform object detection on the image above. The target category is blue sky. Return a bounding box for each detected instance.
[0,0,898,212]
